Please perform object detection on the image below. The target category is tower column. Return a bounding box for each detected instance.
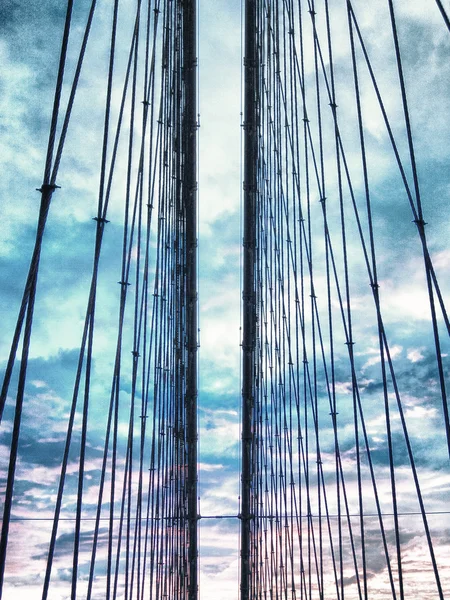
[241,1,258,599]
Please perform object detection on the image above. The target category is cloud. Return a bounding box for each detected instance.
[407,347,425,363]
[1,0,450,598]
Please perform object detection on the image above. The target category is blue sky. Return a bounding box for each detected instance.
[1,0,450,598]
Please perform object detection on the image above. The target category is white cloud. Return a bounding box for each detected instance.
[407,347,425,363]
[1,0,449,598]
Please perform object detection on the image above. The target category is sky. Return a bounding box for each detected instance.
[1,0,450,598]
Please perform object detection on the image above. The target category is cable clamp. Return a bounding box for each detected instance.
[36,183,61,193]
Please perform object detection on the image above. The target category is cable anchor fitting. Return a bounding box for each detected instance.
[36,183,61,193]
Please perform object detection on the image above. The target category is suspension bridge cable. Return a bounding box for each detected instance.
[241,2,449,600]
[1,2,448,599]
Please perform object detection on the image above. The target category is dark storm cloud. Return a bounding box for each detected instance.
[0,1,66,34]
[32,527,109,561]
[1,0,449,598]
[201,561,232,575]
[1,350,82,422]
[0,208,138,372]
[19,433,68,468]
[0,222,37,303]
[0,2,69,137]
